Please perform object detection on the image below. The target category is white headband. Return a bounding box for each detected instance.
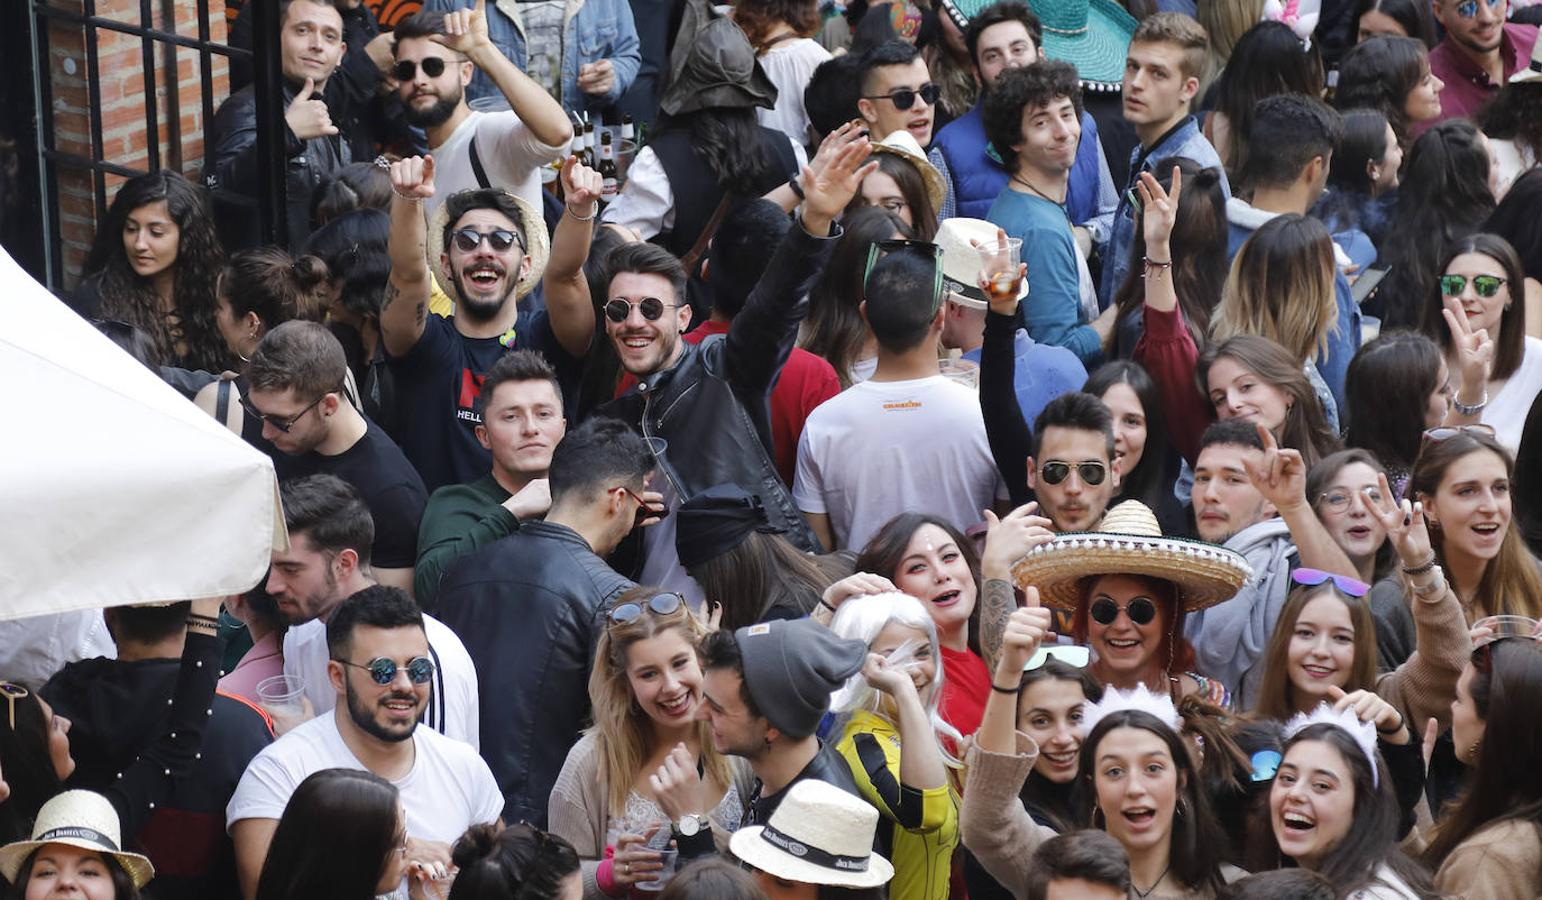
[1282,702,1380,789]
[1078,684,1181,738]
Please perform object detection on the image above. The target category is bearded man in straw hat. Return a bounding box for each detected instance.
[1183,420,1358,707]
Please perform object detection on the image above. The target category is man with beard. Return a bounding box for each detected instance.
[266,475,480,749]
[381,154,596,491]
[390,1,572,217]
[246,321,427,594]
[933,1,1112,238]
[1425,0,1538,132]
[227,586,501,900]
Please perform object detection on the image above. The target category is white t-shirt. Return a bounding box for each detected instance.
[793,374,1007,551]
[1484,335,1542,451]
[425,110,566,218]
[283,613,480,749]
[226,712,502,848]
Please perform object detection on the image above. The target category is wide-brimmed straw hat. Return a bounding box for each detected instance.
[1012,501,1253,612]
[936,217,1029,309]
[872,130,949,216]
[0,791,155,888]
[729,780,894,889]
[428,189,550,303]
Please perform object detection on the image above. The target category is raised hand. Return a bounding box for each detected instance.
[390,155,437,201]
[1365,471,1433,569]
[649,743,710,821]
[560,154,603,213]
[996,600,1054,682]
[1137,165,1182,251]
[578,59,616,96]
[808,121,868,181]
[799,137,878,233]
[610,831,664,889]
[1326,685,1407,744]
[286,78,338,141]
[434,0,492,54]
[862,651,918,697]
[1441,292,1494,414]
[821,572,899,613]
[980,501,1056,580]
[1241,422,1308,514]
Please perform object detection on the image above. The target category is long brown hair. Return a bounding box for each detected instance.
[1424,233,1529,381]
[1252,581,1380,722]
[1198,334,1342,471]
[1212,214,1339,364]
[1410,430,1542,619]
[688,530,828,631]
[587,587,733,817]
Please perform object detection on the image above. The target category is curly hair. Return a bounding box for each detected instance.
[734,0,820,51]
[1480,82,1542,175]
[84,170,228,371]
[981,60,1083,173]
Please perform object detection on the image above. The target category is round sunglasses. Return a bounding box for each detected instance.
[451,228,524,254]
[1039,461,1107,486]
[1439,273,1507,298]
[1089,595,1157,626]
[391,57,449,81]
[610,592,686,625]
[334,655,437,686]
[604,297,678,323]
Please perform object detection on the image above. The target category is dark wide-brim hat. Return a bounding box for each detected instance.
[1011,501,1253,612]
[659,0,779,116]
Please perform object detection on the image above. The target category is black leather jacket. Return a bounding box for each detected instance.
[599,220,839,556]
[432,520,635,826]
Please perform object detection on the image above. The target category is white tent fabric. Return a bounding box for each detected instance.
[0,248,281,619]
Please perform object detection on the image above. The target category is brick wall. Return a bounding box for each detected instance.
[45,0,231,288]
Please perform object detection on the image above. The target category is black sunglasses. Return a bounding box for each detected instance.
[1039,461,1107,486]
[452,228,524,254]
[862,82,941,109]
[610,592,685,625]
[1090,595,1157,626]
[392,57,449,80]
[241,390,332,433]
[604,297,677,323]
[334,655,437,686]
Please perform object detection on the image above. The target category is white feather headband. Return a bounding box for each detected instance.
[1283,703,1380,789]
[1078,684,1181,738]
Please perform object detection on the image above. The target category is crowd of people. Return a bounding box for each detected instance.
[6,0,1542,895]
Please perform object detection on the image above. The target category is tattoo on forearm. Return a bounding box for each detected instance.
[383,283,400,313]
[981,578,1015,673]
[414,300,426,328]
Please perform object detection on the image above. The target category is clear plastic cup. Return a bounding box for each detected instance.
[976,238,1023,302]
[256,674,306,720]
[1472,615,1541,646]
[634,848,679,892]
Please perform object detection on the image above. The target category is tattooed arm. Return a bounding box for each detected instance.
[978,501,1057,673]
[979,578,1017,676]
[382,155,436,359]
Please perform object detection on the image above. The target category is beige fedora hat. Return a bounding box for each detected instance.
[1011,500,1253,612]
[872,129,949,215]
[428,189,550,304]
[729,779,894,889]
[0,790,155,888]
[936,217,1029,309]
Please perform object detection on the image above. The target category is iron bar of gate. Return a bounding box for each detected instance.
[194,0,215,175]
[138,0,161,173]
[159,0,181,172]
[252,0,288,248]
[81,0,109,221]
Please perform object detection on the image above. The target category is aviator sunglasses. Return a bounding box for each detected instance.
[1439,273,1507,298]
[604,297,678,323]
[1038,461,1108,486]
[1089,595,1157,626]
[333,655,437,686]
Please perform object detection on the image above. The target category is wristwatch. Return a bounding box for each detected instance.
[673,814,709,838]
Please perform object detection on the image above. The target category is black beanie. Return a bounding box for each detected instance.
[734,619,868,739]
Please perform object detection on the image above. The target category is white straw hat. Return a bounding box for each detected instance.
[936,217,1029,309]
[729,780,894,889]
[872,129,949,215]
[428,189,550,303]
[0,790,155,888]
[1011,500,1253,612]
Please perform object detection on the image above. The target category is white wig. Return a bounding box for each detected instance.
[827,591,964,759]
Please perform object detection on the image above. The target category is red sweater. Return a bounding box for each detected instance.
[1134,304,1212,466]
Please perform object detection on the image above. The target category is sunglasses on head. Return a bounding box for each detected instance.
[241,389,335,433]
[1454,0,1501,17]
[452,228,524,254]
[863,239,945,309]
[1423,423,1497,444]
[1440,273,1507,298]
[1024,644,1092,670]
[1038,461,1107,486]
[1,682,29,730]
[334,655,437,686]
[604,297,677,323]
[862,83,942,109]
[1291,567,1370,598]
[1090,595,1157,626]
[610,592,685,625]
[391,57,449,80]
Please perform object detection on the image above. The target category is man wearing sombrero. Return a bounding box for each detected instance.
[379,153,598,492]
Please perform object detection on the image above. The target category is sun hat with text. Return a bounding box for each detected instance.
[729,779,894,888]
[0,790,155,888]
[1011,500,1253,612]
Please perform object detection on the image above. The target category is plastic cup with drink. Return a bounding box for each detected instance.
[976,237,1024,305]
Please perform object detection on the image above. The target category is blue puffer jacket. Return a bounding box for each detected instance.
[934,103,1106,225]
[426,0,642,116]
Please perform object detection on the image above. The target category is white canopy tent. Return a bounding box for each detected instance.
[0,248,281,620]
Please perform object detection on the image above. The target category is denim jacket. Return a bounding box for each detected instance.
[425,0,641,115]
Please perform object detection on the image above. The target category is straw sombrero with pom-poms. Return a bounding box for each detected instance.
[1011,500,1253,612]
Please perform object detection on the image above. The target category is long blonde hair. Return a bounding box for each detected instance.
[1212,214,1339,364]
[1198,0,1267,92]
[587,588,734,817]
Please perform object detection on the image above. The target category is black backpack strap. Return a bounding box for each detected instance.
[468,134,491,189]
[215,378,232,423]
